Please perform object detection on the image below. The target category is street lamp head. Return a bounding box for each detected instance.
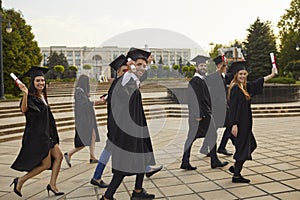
[6,22,12,33]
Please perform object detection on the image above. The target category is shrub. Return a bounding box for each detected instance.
[69,65,78,72]
[83,64,92,70]
[173,64,180,70]
[266,76,296,84]
[163,65,170,71]
[54,65,65,73]
[182,66,189,72]
[150,65,158,70]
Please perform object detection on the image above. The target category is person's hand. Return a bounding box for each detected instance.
[195,117,203,121]
[231,125,238,137]
[18,83,28,95]
[94,99,106,105]
[98,98,106,105]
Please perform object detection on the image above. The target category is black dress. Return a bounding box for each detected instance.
[229,78,264,161]
[108,75,155,176]
[74,87,100,147]
[11,95,59,172]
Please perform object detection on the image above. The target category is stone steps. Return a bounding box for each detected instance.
[1,102,300,143]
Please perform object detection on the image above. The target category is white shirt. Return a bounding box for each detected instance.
[194,72,205,80]
[121,71,140,87]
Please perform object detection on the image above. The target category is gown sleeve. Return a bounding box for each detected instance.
[247,77,264,97]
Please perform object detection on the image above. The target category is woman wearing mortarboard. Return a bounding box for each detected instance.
[64,74,102,167]
[228,61,275,183]
[10,66,64,197]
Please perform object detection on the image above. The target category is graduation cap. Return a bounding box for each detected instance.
[230,61,247,75]
[23,66,49,79]
[109,54,127,71]
[126,48,150,62]
[191,55,209,66]
[213,56,222,65]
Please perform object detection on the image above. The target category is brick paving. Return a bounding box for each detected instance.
[0,94,300,199]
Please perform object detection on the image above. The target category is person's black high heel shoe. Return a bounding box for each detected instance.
[46,184,64,196]
[10,177,22,197]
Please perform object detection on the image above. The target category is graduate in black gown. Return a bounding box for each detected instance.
[64,74,101,167]
[90,54,128,188]
[11,67,64,197]
[207,55,234,156]
[181,61,228,170]
[101,49,155,200]
[228,61,275,183]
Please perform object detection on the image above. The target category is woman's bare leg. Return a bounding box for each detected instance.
[17,152,51,192]
[49,144,63,192]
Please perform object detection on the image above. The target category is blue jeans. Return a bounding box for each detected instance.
[93,148,111,180]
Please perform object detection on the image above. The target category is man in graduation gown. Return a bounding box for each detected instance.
[101,48,155,200]
[181,60,228,170]
[206,55,234,156]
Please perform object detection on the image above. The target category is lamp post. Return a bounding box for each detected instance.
[0,14,12,100]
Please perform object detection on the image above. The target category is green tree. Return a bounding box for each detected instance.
[277,0,300,78]
[3,9,42,96]
[47,51,69,79]
[54,65,65,79]
[244,18,277,80]
[209,44,223,58]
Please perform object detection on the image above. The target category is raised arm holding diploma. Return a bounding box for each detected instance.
[10,73,23,86]
[270,53,278,74]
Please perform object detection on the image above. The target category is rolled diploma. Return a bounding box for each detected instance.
[127,58,136,72]
[10,73,23,85]
[270,53,278,74]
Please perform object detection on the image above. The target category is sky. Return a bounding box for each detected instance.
[3,0,292,53]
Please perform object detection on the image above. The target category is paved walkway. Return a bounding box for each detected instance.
[0,113,300,199]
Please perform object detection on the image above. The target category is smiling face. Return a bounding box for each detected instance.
[236,69,248,84]
[133,58,147,78]
[33,76,45,93]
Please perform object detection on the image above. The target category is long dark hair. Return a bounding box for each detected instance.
[75,74,90,97]
[28,76,48,103]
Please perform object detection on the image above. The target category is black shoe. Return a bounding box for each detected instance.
[180,162,197,170]
[64,152,71,167]
[217,149,233,156]
[46,184,64,196]
[228,166,234,173]
[211,161,229,169]
[100,195,116,200]
[131,188,155,200]
[146,165,163,178]
[10,177,22,197]
[232,175,250,183]
[90,178,109,188]
[90,159,99,164]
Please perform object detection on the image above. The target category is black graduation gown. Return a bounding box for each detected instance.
[11,95,59,172]
[205,72,227,129]
[108,75,155,176]
[187,76,211,139]
[74,87,100,147]
[229,78,264,161]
